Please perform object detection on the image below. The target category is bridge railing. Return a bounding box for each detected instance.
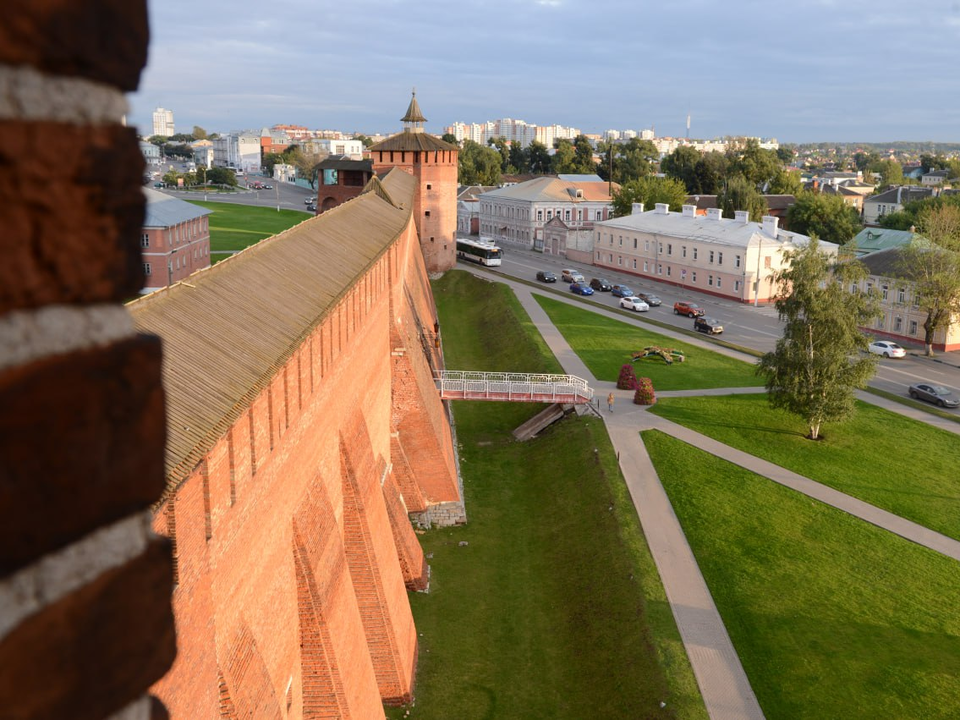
[435,371,594,403]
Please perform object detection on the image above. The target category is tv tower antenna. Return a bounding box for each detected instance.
[686,112,691,139]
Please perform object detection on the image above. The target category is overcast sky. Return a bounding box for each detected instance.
[129,0,960,144]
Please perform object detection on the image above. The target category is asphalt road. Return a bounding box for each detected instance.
[479,243,960,401]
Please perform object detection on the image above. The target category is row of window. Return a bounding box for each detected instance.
[875,314,920,335]
[594,252,743,293]
[140,218,209,249]
[599,232,743,268]
[480,204,606,224]
[854,282,920,307]
[143,246,210,276]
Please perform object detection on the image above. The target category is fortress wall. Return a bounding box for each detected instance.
[0,2,177,718]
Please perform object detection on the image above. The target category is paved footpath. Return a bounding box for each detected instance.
[498,276,960,719]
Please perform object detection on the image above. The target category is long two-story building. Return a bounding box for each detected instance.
[593,203,832,304]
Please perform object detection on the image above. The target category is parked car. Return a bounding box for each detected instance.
[263,184,273,189]
[569,282,595,296]
[637,292,662,307]
[868,340,906,358]
[908,383,960,408]
[694,317,724,334]
[561,269,584,283]
[590,278,613,292]
[619,296,649,312]
[304,197,316,205]
[536,271,558,283]
[674,301,704,317]
[611,284,634,298]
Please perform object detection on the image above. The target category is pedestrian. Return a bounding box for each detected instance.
[607,392,615,413]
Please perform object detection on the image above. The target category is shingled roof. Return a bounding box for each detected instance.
[129,168,416,494]
[368,131,458,153]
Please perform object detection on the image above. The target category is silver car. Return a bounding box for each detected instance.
[908,383,960,408]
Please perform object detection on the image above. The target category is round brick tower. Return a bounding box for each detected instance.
[368,92,459,274]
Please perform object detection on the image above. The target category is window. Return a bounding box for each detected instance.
[619,235,623,246]
[565,209,571,221]
[895,316,903,331]
[717,277,722,289]
[633,259,637,269]
[709,251,715,263]
[913,293,921,308]
[537,210,543,221]
[140,233,149,248]
[666,266,671,276]
[143,263,151,275]
[645,239,650,251]
[633,238,637,249]
[692,271,697,283]
[596,210,603,221]
[546,210,553,219]
[909,320,918,335]
[609,234,614,246]
[577,210,582,221]
[682,246,687,258]
[426,184,432,190]
[764,256,772,268]
[898,287,906,303]
[882,285,889,300]
[667,243,672,255]
[425,210,430,217]
[693,248,698,260]
[718,252,723,265]
[659,243,663,254]
[618,256,623,266]
[657,264,662,275]
[608,254,613,262]
[643,261,649,272]
[734,280,740,292]
[708,275,714,286]
[736,254,741,268]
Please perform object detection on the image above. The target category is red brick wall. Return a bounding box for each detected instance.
[151,207,460,716]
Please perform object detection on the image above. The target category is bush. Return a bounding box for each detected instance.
[633,377,656,405]
[617,364,639,390]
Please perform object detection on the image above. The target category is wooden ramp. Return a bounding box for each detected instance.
[511,403,567,441]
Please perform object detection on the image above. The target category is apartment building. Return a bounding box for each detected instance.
[140,188,212,292]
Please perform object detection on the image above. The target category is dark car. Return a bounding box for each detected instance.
[611,284,634,297]
[674,301,704,317]
[908,383,960,408]
[569,282,595,296]
[694,317,724,334]
[637,293,662,307]
[590,278,613,292]
[263,184,273,189]
[536,271,558,283]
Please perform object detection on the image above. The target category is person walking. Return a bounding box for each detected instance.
[607,392,615,413]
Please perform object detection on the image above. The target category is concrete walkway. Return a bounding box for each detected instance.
[500,277,960,720]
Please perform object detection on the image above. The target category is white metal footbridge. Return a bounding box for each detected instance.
[435,371,594,404]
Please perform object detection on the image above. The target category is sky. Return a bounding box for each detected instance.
[129,0,960,144]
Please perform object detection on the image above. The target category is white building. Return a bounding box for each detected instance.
[152,107,174,137]
[594,203,830,304]
[478,175,616,250]
[212,133,262,173]
[312,138,364,158]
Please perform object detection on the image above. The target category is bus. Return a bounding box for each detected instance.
[456,238,503,266]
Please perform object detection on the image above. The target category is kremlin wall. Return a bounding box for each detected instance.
[0,3,463,717]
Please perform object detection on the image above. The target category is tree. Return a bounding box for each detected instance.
[785,191,862,245]
[757,238,880,440]
[896,241,960,356]
[527,141,551,174]
[573,135,597,174]
[727,139,781,189]
[262,151,284,177]
[611,176,687,217]
[692,151,727,195]
[853,150,879,172]
[353,134,373,148]
[286,146,324,188]
[872,159,903,188]
[551,139,578,174]
[776,146,796,165]
[660,145,702,193]
[205,167,238,186]
[717,176,767,222]
[458,140,501,186]
[508,142,529,174]
[767,169,802,196]
[192,126,208,140]
[614,138,658,182]
[441,133,459,146]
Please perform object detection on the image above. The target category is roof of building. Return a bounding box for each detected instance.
[401,92,426,123]
[481,176,617,203]
[142,188,213,228]
[851,227,916,255]
[129,168,416,493]
[367,131,458,153]
[685,194,796,211]
[557,174,604,182]
[317,155,373,172]
[857,242,939,280]
[865,186,935,205]
[599,206,822,250]
[457,185,497,201]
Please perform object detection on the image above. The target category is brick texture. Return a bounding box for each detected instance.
[0,122,146,314]
[0,335,165,574]
[0,537,175,720]
[0,1,148,91]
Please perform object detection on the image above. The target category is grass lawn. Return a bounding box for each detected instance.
[388,270,706,719]
[643,430,960,719]
[533,295,760,390]
[648,393,960,540]
[186,201,312,259]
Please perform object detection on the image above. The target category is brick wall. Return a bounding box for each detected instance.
[0,2,176,718]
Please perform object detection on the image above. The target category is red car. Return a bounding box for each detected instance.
[673,301,704,317]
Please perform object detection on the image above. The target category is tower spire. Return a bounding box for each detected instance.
[401,88,426,133]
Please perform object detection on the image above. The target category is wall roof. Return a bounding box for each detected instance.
[129,169,415,494]
[481,176,617,203]
[143,188,213,228]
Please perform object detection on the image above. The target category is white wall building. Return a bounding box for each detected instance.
[152,107,174,137]
[212,133,262,173]
[594,203,830,304]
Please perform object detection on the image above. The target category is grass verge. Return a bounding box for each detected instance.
[643,430,960,719]
[388,270,706,718]
[533,294,760,390]
[186,201,312,259]
[648,393,960,540]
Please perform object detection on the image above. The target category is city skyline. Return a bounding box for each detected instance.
[130,0,960,144]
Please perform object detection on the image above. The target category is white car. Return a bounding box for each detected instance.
[868,340,906,358]
[619,296,650,312]
[561,269,584,283]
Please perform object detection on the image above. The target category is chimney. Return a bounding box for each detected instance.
[631,202,645,215]
[762,215,779,238]
[706,207,723,221]
[734,210,750,224]
[655,202,669,214]
[681,204,696,217]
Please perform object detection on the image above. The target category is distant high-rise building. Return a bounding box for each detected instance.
[152,106,174,137]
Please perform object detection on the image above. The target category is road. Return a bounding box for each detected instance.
[151,161,317,212]
[477,243,960,401]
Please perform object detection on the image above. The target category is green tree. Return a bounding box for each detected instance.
[614,138,658,182]
[458,140,501,185]
[785,191,862,244]
[896,241,960,356]
[147,135,167,145]
[441,133,459,146]
[205,167,238,186]
[717,176,768,222]
[527,141,551,174]
[192,126,208,140]
[853,150,879,172]
[286,146,323,188]
[262,151,283,177]
[872,159,903,188]
[611,176,687,217]
[508,143,529,174]
[727,138,781,189]
[776,145,796,164]
[757,238,880,440]
[487,136,511,173]
[573,135,597,174]
[169,133,195,143]
[660,145,702,193]
[353,134,373,148]
[692,151,727,194]
[551,139,578,174]
[768,169,802,196]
